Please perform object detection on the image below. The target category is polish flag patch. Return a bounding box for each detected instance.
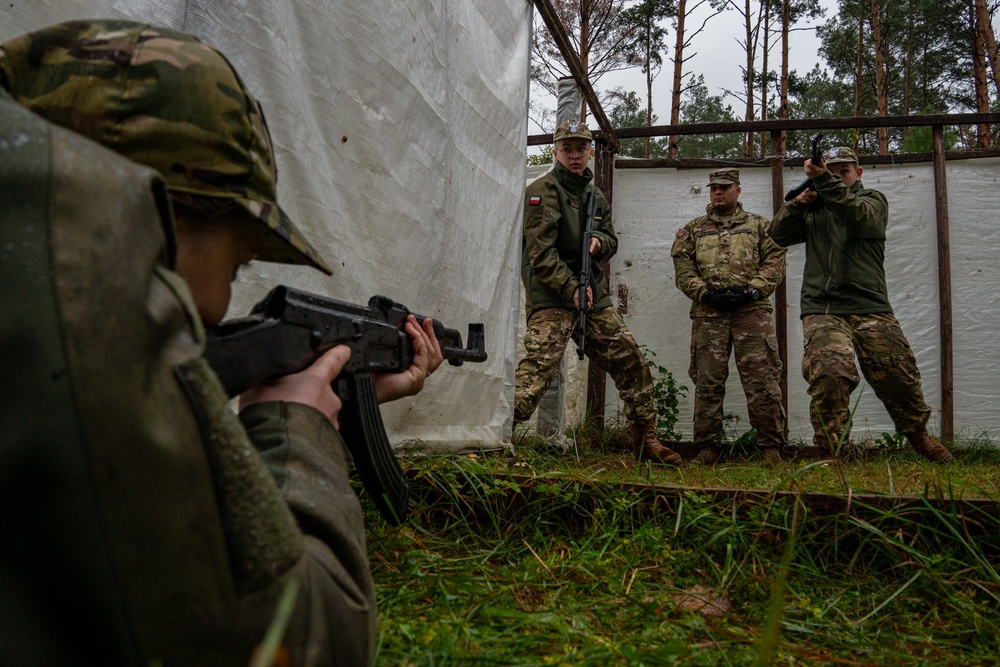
[529,195,542,205]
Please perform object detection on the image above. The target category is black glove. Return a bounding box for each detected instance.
[701,289,727,310]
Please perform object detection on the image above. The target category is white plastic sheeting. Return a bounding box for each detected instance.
[1,0,532,452]
[609,159,1000,443]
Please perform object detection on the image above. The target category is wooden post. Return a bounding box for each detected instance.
[932,125,954,442]
[586,140,614,427]
[769,130,789,423]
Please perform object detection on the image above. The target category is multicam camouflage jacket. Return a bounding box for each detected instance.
[769,170,893,316]
[671,203,786,318]
[521,162,617,317]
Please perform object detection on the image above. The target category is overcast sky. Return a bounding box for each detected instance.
[530,0,835,134]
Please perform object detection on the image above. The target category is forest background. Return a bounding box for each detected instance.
[528,0,1000,160]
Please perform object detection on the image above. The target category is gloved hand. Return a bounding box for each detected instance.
[701,289,727,310]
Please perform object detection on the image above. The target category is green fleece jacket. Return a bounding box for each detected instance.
[521,161,617,316]
[769,169,893,316]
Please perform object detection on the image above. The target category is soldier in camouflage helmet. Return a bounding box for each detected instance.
[672,168,788,465]
[0,19,443,665]
[514,119,682,465]
[770,147,954,462]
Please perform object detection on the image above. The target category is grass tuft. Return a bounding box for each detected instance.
[366,435,1000,665]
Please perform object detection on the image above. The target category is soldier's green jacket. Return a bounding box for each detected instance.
[0,89,374,667]
[521,162,617,316]
[671,203,786,318]
[769,170,893,316]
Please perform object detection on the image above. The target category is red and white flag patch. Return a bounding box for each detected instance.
[528,195,542,206]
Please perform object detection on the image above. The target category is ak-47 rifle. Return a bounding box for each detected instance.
[574,191,597,360]
[204,285,487,525]
[784,133,825,201]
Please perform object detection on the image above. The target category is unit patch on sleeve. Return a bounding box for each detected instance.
[529,195,542,206]
[675,227,687,238]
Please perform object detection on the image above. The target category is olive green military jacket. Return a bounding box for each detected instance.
[0,90,374,667]
[521,162,617,316]
[671,203,786,318]
[769,170,893,316]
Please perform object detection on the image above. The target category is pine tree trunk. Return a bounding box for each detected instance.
[669,0,687,158]
[580,6,590,123]
[646,28,653,159]
[872,0,889,154]
[971,0,991,147]
[854,3,864,138]
[975,0,1000,99]
[743,0,755,158]
[760,0,770,158]
[780,0,789,155]
[903,0,914,147]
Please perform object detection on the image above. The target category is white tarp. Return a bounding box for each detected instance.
[609,159,1000,444]
[2,0,532,452]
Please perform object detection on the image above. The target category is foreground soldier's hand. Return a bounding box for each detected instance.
[240,344,352,428]
[374,315,445,403]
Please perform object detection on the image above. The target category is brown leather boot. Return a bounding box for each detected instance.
[689,445,719,466]
[906,430,954,463]
[761,447,784,465]
[631,422,682,466]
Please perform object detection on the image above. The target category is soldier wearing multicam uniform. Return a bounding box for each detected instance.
[769,147,953,462]
[0,20,443,666]
[514,120,681,465]
[671,169,787,465]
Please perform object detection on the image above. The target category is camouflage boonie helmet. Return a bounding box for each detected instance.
[823,146,859,166]
[0,19,332,275]
[553,119,592,143]
[707,168,740,186]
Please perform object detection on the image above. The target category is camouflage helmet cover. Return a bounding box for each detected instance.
[0,19,332,274]
[706,168,740,186]
[823,146,859,166]
[553,119,592,143]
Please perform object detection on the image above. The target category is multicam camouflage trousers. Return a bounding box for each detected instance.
[802,313,932,447]
[689,310,786,449]
[514,307,656,426]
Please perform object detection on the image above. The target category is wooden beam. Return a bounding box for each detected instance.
[932,125,955,442]
[769,130,789,431]
[528,112,1000,146]
[532,0,620,151]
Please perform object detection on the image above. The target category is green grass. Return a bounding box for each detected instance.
[364,435,1000,666]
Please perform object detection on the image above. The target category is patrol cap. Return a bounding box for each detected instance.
[553,119,593,143]
[823,146,859,166]
[0,19,333,275]
[706,168,740,186]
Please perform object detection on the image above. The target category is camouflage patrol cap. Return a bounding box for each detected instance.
[0,19,333,275]
[553,119,593,143]
[823,146,859,166]
[706,168,740,186]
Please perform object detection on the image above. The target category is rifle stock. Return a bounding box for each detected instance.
[575,191,596,360]
[204,285,487,524]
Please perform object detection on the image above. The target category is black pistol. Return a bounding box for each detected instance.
[784,133,825,201]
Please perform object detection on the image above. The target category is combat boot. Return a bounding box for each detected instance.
[906,430,954,463]
[631,422,682,466]
[688,445,719,466]
[761,447,784,465]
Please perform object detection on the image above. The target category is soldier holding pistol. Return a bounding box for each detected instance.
[769,147,953,462]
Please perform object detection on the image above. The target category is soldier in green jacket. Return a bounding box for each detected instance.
[0,20,442,666]
[514,120,681,465]
[672,169,788,465]
[769,147,953,462]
